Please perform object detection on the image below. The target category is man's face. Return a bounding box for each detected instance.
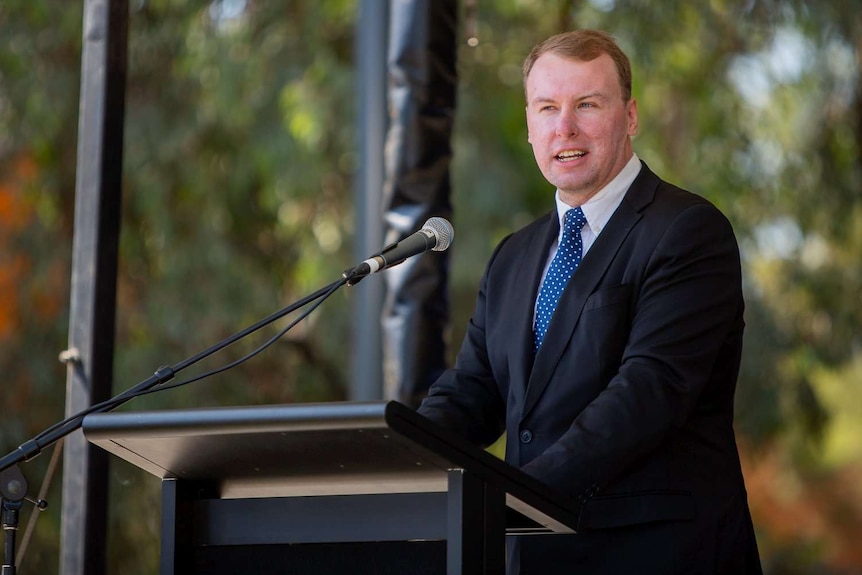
[525,52,638,206]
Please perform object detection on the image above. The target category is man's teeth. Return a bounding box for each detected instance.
[556,151,586,161]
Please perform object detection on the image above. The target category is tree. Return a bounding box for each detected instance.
[1,0,861,572]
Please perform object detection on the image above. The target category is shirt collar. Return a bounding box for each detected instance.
[554,153,642,237]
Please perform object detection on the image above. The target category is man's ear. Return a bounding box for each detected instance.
[627,98,639,137]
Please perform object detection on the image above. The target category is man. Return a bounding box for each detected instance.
[418,30,762,574]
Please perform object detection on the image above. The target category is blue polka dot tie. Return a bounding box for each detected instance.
[534,207,587,353]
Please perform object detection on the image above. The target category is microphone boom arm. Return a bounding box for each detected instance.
[0,277,348,474]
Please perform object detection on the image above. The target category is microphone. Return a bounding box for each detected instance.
[344,217,453,283]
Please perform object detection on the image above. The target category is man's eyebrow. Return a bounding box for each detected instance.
[529,96,557,106]
[577,91,610,102]
[528,92,611,106]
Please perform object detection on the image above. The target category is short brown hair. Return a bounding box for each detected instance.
[523,30,632,102]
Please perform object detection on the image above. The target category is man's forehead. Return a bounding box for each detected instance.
[526,54,619,97]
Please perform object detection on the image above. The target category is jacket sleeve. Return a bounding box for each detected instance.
[417,237,510,448]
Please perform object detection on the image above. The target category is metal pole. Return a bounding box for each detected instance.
[351,0,389,401]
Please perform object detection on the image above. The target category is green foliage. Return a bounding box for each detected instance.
[114,0,359,412]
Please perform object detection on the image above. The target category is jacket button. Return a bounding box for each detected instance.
[519,429,533,443]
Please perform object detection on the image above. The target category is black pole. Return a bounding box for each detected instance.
[60,0,128,573]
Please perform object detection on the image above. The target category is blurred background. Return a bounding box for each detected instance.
[1,0,861,573]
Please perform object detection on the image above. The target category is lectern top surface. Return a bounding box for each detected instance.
[84,401,454,497]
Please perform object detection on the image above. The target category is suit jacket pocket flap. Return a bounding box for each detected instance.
[577,491,694,531]
[583,284,631,311]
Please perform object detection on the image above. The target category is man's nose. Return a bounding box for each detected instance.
[555,111,579,137]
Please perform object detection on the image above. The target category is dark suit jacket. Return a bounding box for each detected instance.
[418,162,762,574]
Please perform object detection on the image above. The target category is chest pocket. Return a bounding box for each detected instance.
[583,284,631,312]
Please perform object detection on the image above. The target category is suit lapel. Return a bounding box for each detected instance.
[509,212,559,406]
[521,164,659,420]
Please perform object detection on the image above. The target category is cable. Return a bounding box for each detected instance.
[128,277,343,398]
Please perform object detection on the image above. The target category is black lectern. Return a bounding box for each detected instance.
[83,401,579,574]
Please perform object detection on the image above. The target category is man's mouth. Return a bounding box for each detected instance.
[556,150,586,162]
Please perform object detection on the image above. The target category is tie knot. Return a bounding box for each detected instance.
[563,207,587,237]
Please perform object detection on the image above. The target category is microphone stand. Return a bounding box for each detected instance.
[1,466,24,575]
[1,466,46,575]
[0,276,349,570]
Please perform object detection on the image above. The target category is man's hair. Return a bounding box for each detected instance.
[522,29,632,102]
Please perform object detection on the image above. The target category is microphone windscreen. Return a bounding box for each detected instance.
[425,217,454,252]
